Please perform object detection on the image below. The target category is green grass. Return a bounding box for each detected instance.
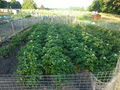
[76,12,120,30]
[11,13,31,18]
[0,21,8,24]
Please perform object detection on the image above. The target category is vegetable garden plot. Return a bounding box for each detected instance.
[0,22,120,90]
[17,22,120,75]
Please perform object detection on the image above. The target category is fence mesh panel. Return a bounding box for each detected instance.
[1,15,119,42]
[0,73,91,90]
[0,15,75,42]
[0,71,119,90]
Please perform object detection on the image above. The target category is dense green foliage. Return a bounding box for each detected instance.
[0,28,32,57]
[22,0,37,9]
[0,0,21,9]
[17,22,120,77]
[0,0,8,8]
[89,0,120,14]
[10,0,21,9]
[0,0,4,8]
[12,13,31,18]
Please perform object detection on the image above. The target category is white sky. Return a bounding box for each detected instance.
[6,0,93,8]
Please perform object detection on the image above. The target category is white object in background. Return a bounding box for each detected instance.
[92,22,95,24]
[12,10,20,14]
[92,11,98,15]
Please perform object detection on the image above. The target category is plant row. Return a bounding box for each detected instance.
[17,23,120,75]
[16,22,120,88]
[0,24,37,57]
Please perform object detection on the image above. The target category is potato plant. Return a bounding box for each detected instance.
[17,22,120,74]
[42,24,74,75]
[0,28,32,57]
[15,22,120,88]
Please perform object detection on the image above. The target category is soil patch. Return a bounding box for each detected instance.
[0,40,27,74]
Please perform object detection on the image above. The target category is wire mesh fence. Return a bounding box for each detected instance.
[77,20,120,31]
[0,14,119,42]
[0,15,75,42]
[0,71,119,90]
[0,18,38,42]
[0,73,91,90]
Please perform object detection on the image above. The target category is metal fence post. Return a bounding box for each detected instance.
[79,21,81,25]
[105,22,108,28]
[0,35,2,42]
[75,16,76,23]
[97,23,99,26]
[90,73,95,90]
[21,19,23,30]
[11,21,15,35]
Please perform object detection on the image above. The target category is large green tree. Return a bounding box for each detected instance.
[104,0,120,14]
[0,0,5,8]
[0,0,4,8]
[89,0,120,14]
[10,0,21,9]
[22,0,37,9]
[0,0,8,8]
[11,0,16,3]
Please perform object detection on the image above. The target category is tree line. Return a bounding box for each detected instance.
[0,0,21,9]
[89,0,120,14]
[0,0,37,9]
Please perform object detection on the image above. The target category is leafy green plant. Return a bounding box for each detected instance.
[0,44,16,57]
[12,13,31,18]
[17,42,43,75]
[16,22,120,88]
[0,28,31,57]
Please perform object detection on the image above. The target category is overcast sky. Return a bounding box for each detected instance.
[6,0,93,8]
